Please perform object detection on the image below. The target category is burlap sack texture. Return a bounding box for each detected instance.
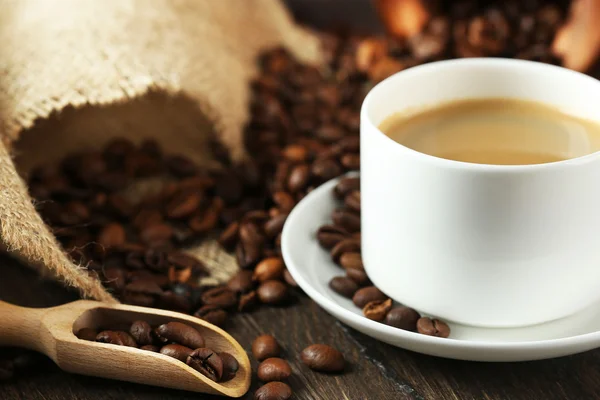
[0,0,322,302]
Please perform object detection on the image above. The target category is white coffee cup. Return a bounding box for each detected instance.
[360,58,600,327]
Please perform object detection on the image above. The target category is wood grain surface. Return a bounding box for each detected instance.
[2,254,600,400]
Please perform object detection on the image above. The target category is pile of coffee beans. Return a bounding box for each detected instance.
[318,176,451,338]
[250,334,345,399]
[76,320,239,382]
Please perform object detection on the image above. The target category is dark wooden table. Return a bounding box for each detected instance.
[2,253,600,400]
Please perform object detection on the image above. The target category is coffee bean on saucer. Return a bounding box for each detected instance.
[362,298,392,322]
[254,381,292,400]
[331,238,361,264]
[331,208,361,233]
[385,306,420,331]
[252,334,281,361]
[219,352,239,382]
[316,225,348,249]
[346,268,370,286]
[416,317,451,338]
[186,348,223,381]
[154,322,205,348]
[160,344,194,362]
[257,357,292,382]
[300,344,345,373]
[339,252,363,270]
[352,286,387,308]
[329,276,359,298]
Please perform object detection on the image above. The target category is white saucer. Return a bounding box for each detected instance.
[281,174,600,362]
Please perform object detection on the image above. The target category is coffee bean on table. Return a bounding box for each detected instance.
[352,286,388,308]
[186,348,223,382]
[227,270,255,293]
[219,352,239,382]
[362,298,393,322]
[218,221,239,250]
[194,305,228,327]
[154,322,205,348]
[254,381,292,400]
[253,257,284,282]
[96,331,138,347]
[200,286,238,309]
[257,281,288,305]
[300,344,345,373]
[257,358,292,382]
[129,320,154,346]
[140,345,160,352]
[328,276,359,298]
[252,335,281,361]
[160,344,193,362]
[238,291,258,312]
[76,328,98,341]
[416,317,451,338]
[385,306,421,331]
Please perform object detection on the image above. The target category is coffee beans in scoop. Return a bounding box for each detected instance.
[76,320,239,382]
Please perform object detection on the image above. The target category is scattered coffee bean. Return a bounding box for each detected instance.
[76,328,98,341]
[227,270,255,293]
[194,305,228,327]
[252,335,281,361]
[352,286,388,308]
[257,357,292,382]
[154,322,205,349]
[201,286,238,309]
[363,298,393,322]
[219,352,239,382]
[300,344,345,373]
[238,291,258,312]
[254,381,292,400]
[160,344,193,362]
[329,276,359,298]
[186,348,223,382]
[96,331,138,347]
[257,281,288,305]
[253,257,284,282]
[416,317,451,338]
[129,320,154,346]
[385,307,421,331]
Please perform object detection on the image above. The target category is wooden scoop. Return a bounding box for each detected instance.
[0,300,251,397]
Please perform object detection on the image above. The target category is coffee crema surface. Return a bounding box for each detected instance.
[378,98,600,165]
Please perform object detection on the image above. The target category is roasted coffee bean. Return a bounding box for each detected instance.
[340,252,363,270]
[140,345,160,352]
[186,348,223,382]
[194,305,228,327]
[416,317,451,338]
[272,191,295,213]
[340,153,360,170]
[189,208,219,233]
[282,144,308,162]
[168,266,192,284]
[129,320,154,345]
[257,358,291,382]
[363,298,392,322]
[160,344,194,362]
[300,344,345,373]
[331,238,361,263]
[252,335,281,361]
[139,223,173,244]
[166,155,197,177]
[346,268,370,286]
[168,251,206,274]
[264,214,288,239]
[218,221,239,250]
[125,279,163,296]
[239,221,265,247]
[166,191,202,219]
[96,331,138,347]
[121,292,155,307]
[331,208,360,233]
[215,172,243,205]
[353,286,388,308]
[334,177,360,199]
[76,328,98,341]
[97,223,126,248]
[282,270,297,287]
[219,352,239,382]
[227,270,255,293]
[254,381,292,400]
[201,286,238,309]
[385,307,421,331]
[344,191,361,213]
[311,158,342,182]
[257,280,288,305]
[329,276,359,298]
[316,225,348,249]
[103,266,126,291]
[236,241,262,269]
[154,322,205,348]
[133,209,164,230]
[253,257,284,282]
[159,291,192,313]
[287,164,310,193]
[238,290,258,312]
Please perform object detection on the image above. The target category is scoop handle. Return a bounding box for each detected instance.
[0,300,46,351]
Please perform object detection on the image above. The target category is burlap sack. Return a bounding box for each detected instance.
[0,0,321,302]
